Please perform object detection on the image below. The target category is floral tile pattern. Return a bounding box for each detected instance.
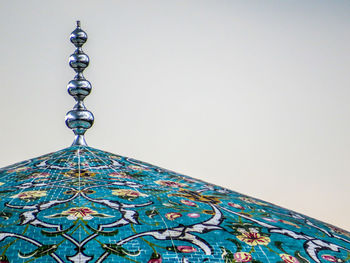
[0,146,349,262]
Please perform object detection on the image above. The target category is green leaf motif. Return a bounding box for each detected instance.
[0,255,9,262]
[149,252,161,259]
[102,244,141,257]
[294,251,310,263]
[274,241,286,253]
[146,209,159,219]
[0,211,12,220]
[220,246,234,263]
[18,244,58,259]
[41,225,75,237]
[102,244,141,256]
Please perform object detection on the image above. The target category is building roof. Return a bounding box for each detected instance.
[0,145,349,262]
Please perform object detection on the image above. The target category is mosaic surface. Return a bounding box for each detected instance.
[0,146,349,263]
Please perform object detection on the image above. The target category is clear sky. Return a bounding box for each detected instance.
[0,0,349,230]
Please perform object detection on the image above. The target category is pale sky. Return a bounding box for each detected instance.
[0,0,349,230]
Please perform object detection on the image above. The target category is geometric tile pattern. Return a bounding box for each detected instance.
[0,146,349,262]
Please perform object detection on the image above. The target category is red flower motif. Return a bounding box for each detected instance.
[62,207,97,220]
[280,254,300,263]
[11,190,46,200]
[234,252,252,262]
[321,255,338,262]
[187,213,200,218]
[165,212,182,221]
[177,246,196,253]
[228,202,244,209]
[180,199,197,207]
[236,231,270,246]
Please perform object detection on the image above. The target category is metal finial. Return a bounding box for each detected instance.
[65,21,94,146]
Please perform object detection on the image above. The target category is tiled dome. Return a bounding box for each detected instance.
[0,22,349,263]
[1,146,350,263]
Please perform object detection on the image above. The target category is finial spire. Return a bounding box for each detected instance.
[65,21,94,146]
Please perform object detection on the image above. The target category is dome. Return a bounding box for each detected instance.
[0,22,349,263]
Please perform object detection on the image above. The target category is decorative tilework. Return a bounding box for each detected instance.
[0,146,349,262]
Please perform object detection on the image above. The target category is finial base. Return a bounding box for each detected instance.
[72,135,88,146]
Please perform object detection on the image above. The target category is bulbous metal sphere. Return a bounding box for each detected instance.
[70,27,87,47]
[69,52,89,72]
[65,109,94,135]
[67,79,92,100]
[66,21,94,146]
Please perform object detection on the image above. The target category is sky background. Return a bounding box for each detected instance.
[0,0,349,230]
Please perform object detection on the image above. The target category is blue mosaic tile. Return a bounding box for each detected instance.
[0,146,349,262]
